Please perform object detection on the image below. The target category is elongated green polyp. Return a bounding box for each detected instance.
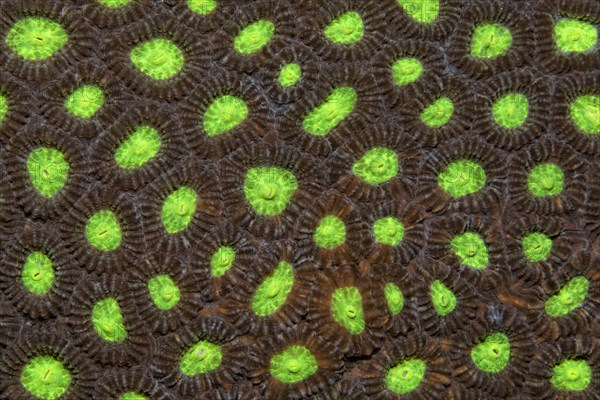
[303,87,356,136]
[252,261,294,316]
[331,286,365,334]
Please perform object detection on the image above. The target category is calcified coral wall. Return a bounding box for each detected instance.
[0,0,599,399]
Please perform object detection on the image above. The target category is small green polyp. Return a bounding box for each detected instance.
[244,167,298,216]
[527,163,564,197]
[545,276,589,317]
[554,19,598,53]
[352,147,398,185]
[471,333,510,373]
[86,210,122,251]
[303,86,357,136]
[20,355,71,400]
[270,346,318,384]
[392,57,423,86]
[450,232,488,269]
[187,0,216,15]
[114,125,161,169]
[22,252,54,295]
[420,97,454,128]
[27,147,69,198]
[314,215,346,249]
[203,95,248,136]
[492,93,529,129]
[278,63,301,87]
[161,187,197,234]
[569,95,599,134]
[92,297,128,342]
[438,160,486,197]
[522,232,553,262]
[130,38,184,80]
[397,0,439,23]
[385,282,404,315]
[324,11,364,44]
[65,85,105,119]
[234,20,275,54]
[98,0,131,7]
[148,275,180,310]
[373,217,404,246]
[431,280,456,316]
[386,358,426,395]
[210,246,235,277]
[5,17,68,61]
[551,359,592,391]
[470,23,512,59]
[119,393,147,400]
[0,94,8,123]
[251,261,294,316]
[180,340,222,376]
[331,286,365,334]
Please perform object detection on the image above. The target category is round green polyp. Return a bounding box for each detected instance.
[210,246,235,277]
[392,57,423,86]
[314,215,346,249]
[0,94,8,124]
[374,217,404,246]
[187,0,216,15]
[471,23,512,58]
[527,163,564,197]
[243,167,298,216]
[119,393,146,400]
[22,252,54,295]
[86,210,122,251]
[278,63,301,87]
[98,0,131,7]
[352,147,398,185]
[551,359,592,391]
[27,147,69,198]
[386,358,426,395]
[331,286,365,334]
[451,232,488,269]
[385,283,404,315]
[569,95,600,134]
[324,11,364,44]
[522,232,553,262]
[252,261,294,316]
[420,97,454,128]
[5,17,67,60]
[65,85,105,119]
[270,346,318,384]
[115,125,161,169]
[554,19,598,53]
[92,297,127,342]
[471,333,510,373]
[180,340,222,376]
[492,93,529,129]
[203,95,248,136]
[302,86,357,137]
[148,275,180,310]
[161,187,197,234]
[397,0,439,23]
[20,355,71,400]
[431,279,456,316]
[234,20,275,54]
[438,159,486,197]
[130,38,184,80]
[545,276,589,317]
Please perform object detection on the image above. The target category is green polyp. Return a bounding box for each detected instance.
[314,215,346,249]
[386,358,426,395]
[27,147,69,198]
[234,20,275,54]
[471,333,511,373]
[438,159,486,197]
[251,261,294,317]
[210,246,235,277]
[385,282,404,315]
[554,19,598,53]
[522,232,553,262]
[243,167,298,216]
[569,95,599,134]
[270,346,318,384]
[5,17,67,61]
[203,95,248,136]
[0,94,8,124]
[161,187,197,234]
[331,286,365,334]
[114,125,161,169]
[92,297,128,342]
[397,0,439,23]
[392,57,424,86]
[20,355,71,400]
[431,279,456,316]
[470,23,512,59]
[180,340,222,376]
[278,63,301,87]
[86,210,122,251]
[420,97,454,128]
[450,232,488,269]
[148,275,180,310]
[551,359,592,391]
[324,11,364,44]
[492,93,529,129]
[545,276,589,317]
[302,86,357,137]
[352,147,398,185]
[98,0,131,8]
[118,393,147,400]
[187,0,217,15]
[373,217,404,246]
[65,85,105,119]
[130,38,184,80]
[527,163,564,197]
[21,252,54,295]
